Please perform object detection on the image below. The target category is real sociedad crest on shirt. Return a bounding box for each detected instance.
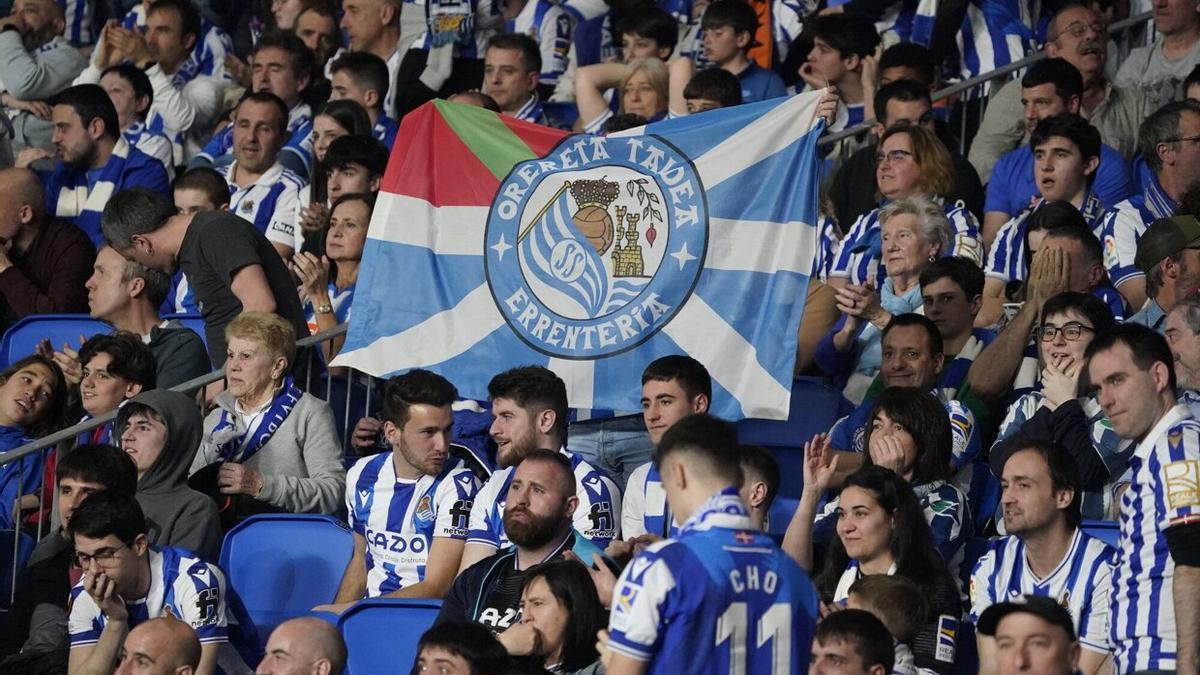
[485,135,709,359]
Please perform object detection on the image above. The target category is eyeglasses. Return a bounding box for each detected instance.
[1166,135,1200,145]
[1038,322,1095,342]
[1051,20,1105,40]
[73,542,127,568]
[875,149,913,165]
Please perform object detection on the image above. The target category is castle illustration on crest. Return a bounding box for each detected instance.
[566,177,659,278]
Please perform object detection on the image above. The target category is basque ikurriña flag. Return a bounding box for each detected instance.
[331,93,826,419]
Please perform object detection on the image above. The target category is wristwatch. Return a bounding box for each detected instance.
[314,303,333,315]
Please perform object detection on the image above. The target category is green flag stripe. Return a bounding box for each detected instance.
[435,99,538,179]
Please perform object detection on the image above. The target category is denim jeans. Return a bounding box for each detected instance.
[567,414,654,490]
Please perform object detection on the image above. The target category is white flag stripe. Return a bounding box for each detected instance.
[662,296,791,420]
[691,94,821,190]
[332,283,504,374]
[547,358,595,410]
[368,192,489,255]
[707,217,819,275]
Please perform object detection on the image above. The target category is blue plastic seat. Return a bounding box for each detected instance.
[338,599,442,674]
[219,514,354,644]
[0,529,35,610]
[767,496,799,536]
[736,377,850,498]
[1081,519,1120,547]
[0,314,110,369]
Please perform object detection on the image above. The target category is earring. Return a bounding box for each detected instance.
[928,254,936,262]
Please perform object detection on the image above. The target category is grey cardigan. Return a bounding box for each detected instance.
[191,391,346,515]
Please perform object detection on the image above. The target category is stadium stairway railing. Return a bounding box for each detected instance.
[218,513,355,649]
[338,598,443,674]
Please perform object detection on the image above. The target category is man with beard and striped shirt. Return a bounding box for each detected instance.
[1086,324,1200,673]
[970,440,1115,675]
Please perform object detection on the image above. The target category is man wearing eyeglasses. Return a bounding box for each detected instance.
[66,491,237,675]
[970,4,1149,185]
[1127,215,1200,333]
[1100,100,1200,312]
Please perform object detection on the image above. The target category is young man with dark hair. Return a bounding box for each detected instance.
[321,369,480,613]
[457,366,621,572]
[618,355,712,542]
[919,256,994,399]
[66,491,236,675]
[1085,323,1200,672]
[970,441,1115,675]
[604,414,819,673]
[93,64,175,179]
[0,445,135,669]
[484,33,548,124]
[681,67,741,113]
[438,450,609,630]
[616,8,677,61]
[294,3,340,69]
[799,13,880,128]
[327,51,399,148]
[281,134,388,256]
[979,58,1133,248]
[810,609,895,675]
[173,167,230,215]
[877,41,936,88]
[416,622,510,673]
[981,114,1110,325]
[700,0,785,104]
[118,389,222,560]
[736,444,778,532]
[17,84,170,248]
[846,575,926,673]
[74,332,156,443]
[100,187,310,371]
[828,78,984,226]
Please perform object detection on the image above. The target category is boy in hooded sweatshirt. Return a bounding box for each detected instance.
[118,389,222,561]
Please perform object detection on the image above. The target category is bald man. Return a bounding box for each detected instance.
[115,617,202,675]
[0,168,95,333]
[256,618,347,675]
[0,0,87,153]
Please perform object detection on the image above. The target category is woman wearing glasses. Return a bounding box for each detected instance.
[989,291,1133,521]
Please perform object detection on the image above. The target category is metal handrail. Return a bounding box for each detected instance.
[815,10,1153,148]
[0,322,350,468]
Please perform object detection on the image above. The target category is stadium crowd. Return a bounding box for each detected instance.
[1,0,1200,671]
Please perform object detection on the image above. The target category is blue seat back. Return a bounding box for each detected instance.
[0,529,35,610]
[1081,520,1120,547]
[219,514,354,641]
[960,536,991,590]
[162,313,208,348]
[338,599,443,674]
[736,377,849,498]
[0,314,110,369]
[767,496,799,536]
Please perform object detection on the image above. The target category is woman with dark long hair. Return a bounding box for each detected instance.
[497,560,605,674]
[783,461,963,674]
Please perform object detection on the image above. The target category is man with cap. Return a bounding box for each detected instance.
[1128,214,1200,332]
[976,595,1081,675]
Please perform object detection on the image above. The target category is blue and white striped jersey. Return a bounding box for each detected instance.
[119,4,234,83]
[1099,176,1177,289]
[346,453,480,597]
[969,529,1115,654]
[870,0,938,46]
[829,201,983,286]
[466,448,622,549]
[993,391,1135,520]
[1109,403,1200,672]
[813,214,841,280]
[217,162,305,240]
[987,193,1110,285]
[374,115,400,150]
[513,95,551,127]
[508,0,572,88]
[955,0,1039,81]
[68,547,228,647]
[123,121,175,179]
[44,138,172,247]
[59,0,92,46]
[608,489,819,673]
[622,461,677,540]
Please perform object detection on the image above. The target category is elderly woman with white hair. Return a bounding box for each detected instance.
[814,196,954,403]
[189,312,345,525]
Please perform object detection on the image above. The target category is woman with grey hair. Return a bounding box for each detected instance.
[814,195,954,403]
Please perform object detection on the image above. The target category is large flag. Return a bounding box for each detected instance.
[332,94,825,419]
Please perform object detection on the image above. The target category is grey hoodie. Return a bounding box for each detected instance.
[119,389,223,561]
